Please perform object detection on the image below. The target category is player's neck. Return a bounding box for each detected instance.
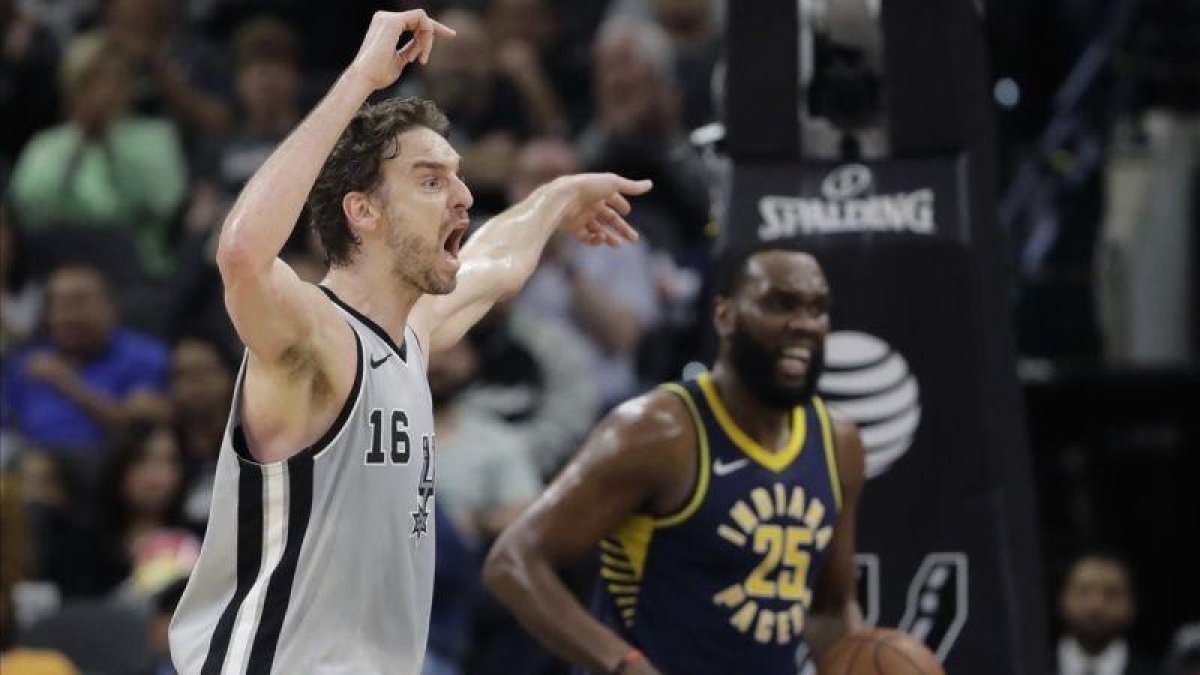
[709,365,793,452]
[322,265,421,347]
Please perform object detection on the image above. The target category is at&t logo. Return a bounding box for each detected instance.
[817,331,921,479]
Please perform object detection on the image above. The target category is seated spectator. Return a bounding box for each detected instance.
[429,336,557,675]
[1056,551,1157,675]
[187,16,303,238]
[0,1,60,181]
[8,35,188,276]
[606,0,723,130]
[16,449,119,598]
[1,265,169,455]
[430,338,541,543]
[141,577,186,675]
[83,0,231,138]
[463,301,597,478]
[577,18,711,255]
[510,138,660,408]
[1165,623,1200,675]
[423,511,482,675]
[484,0,567,135]
[0,210,43,355]
[98,419,199,599]
[167,335,236,528]
[425,339,541,675]
[0,473,80,674]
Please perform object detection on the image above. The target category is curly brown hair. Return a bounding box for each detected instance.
[308,98,450,267]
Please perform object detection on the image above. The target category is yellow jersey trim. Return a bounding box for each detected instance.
[654,382,711,528]
[601,515,655,627]
[812,396,842,510]
[696,373,806,474]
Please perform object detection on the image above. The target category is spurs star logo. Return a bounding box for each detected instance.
[411,435,436,543]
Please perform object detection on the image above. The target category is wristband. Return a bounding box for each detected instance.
[610,648,644,674]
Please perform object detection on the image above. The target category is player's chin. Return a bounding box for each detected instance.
[424,268,459,295]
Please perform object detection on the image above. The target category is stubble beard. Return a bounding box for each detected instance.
[386,216,457,296]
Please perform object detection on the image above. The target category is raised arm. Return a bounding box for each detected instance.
[410,173,651,356]
[805,409,867,659]
[217,11,453,361]
[483,390,690,675]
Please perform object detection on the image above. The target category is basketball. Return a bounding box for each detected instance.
[817,629,946,675]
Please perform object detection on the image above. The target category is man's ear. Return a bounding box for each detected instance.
[714,296,735,338]
[342,191,380,233]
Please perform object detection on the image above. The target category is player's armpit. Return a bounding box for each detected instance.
[484,389,691,674]
[218,255,330,364]
[805,410,868,656]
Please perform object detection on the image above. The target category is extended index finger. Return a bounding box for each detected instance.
[614,176,653,196]
[428,18,457,36]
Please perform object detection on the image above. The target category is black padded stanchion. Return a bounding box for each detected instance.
[720,1,1050,673]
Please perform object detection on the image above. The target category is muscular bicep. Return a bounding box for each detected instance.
[508,392,692,566]
[410,253,513,361]
[221,256,325,363]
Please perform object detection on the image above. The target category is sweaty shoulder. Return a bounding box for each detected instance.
[605,387,695,457]
[592,387,698,514]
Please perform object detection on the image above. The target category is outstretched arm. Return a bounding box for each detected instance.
[805,409,867,660]
[217,11,453,362]
[484,389,689,675]
[410,173,651,357]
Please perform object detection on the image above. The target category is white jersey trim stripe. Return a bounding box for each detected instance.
[223,463,290,674]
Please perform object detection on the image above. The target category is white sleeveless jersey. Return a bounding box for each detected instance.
[170,287,437,675]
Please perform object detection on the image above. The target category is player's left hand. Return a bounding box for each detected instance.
[553,173,652,247]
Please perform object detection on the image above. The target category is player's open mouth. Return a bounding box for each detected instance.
[777,346,811,378]
[441,220,467,264]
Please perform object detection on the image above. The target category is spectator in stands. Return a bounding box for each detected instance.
[512,138,660,408]
[430,337,541,544]
[187,16,303,237]
[1165,623,1200,675]
[15,449,119,598]
[604,0,722,129]
[463,300,597,478]
[484,0,567,136]
[425,338,542,675]
[577,18,710,255]
[1,266,169,455]
[0,474,80,674]
[1055,551,1157,675]
[0,210,43,354]
[424,509,482,675]
[8,35,189,277]
[168,335,235,528]
[98,419,199,598]
[85,0,231,137]
[141,577,186,675]
[0,0,60,181]
[651,0,721,129]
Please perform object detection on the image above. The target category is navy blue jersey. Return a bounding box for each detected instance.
[589,373,843,675]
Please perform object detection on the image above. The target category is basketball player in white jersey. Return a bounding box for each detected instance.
[168,11,651,674]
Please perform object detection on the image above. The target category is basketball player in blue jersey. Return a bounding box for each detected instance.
[169,10,651,675]
[486,245,866,675]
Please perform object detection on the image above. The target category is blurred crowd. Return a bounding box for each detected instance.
[0,0,717,672]
[0,0,1196,674]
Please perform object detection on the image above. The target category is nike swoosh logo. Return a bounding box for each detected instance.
[712,458,750,477]
[370,354,392,369]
